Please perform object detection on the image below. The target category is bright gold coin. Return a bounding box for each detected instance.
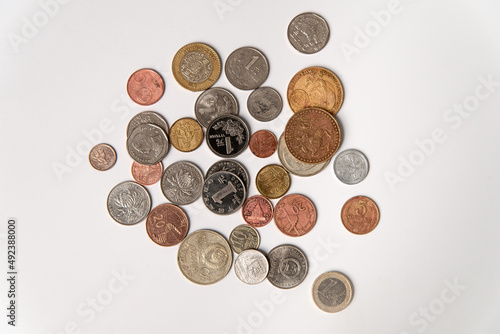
[312,271,353,313]
[170,117,204,152]
[256,164,291,199]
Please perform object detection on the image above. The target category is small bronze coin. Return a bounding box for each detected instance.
[256,164,291,199]
[341,196,380,235]
[274,194,316,237]
[312,271,353,313]
[131,161,163,186]
[241,195,274,228]
[249,130,277,158]
[146,203,189,247]
[127,68,165,106]
[89,143,116,171]
[229,224,260,254]
[170,118,204,152]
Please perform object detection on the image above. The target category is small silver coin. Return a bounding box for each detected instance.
[288,12,330,54]
[333,149,369,185]
[225,47,269,90]
[206,159,250,190]
[229,224,260,254]
[107,181,151,225]
[277,134,329,177]
[126,111,169,137]
[194,87,239,127]
[126,123,169,165]
[161,161,204,205]
[234,249,269,285]
[202,171,246,215]
[247,87,283,122]
[267,244,308,289]
[206,114,250,158]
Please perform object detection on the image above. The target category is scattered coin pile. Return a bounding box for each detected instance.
[90,12,380,313]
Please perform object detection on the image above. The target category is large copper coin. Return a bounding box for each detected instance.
[249,130,277,158]
[241,195,274,228]
[126,68,165,106]
[284,108,341,164]
[256,164,291,199]
[146,203,189,247]
[170,117,204,152]
[274,194,316,237]
[131,161,163,186]
[341,196,380,235]
[89,143,116,171]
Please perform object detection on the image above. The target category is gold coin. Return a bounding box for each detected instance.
[256,164,291,199]
[312,271,353,313]
[169,118,204,152]
[172,43,221,92]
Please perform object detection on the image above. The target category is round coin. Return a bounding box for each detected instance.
[202,171,246,215]
[341,196,380,235]
[312,271,353,313]
[277,134,330,177]
[206,159,250,190]
[241,195,273,228]
[274,194,316,237]
[126,68,165,105]
[249,130,277,158]
[161,161,204,205]
[127,111,169,137]
[229,224,260,254]
[107,181,151,225]
[170,117,204,152]
[334,149,369,185]
[126,123,169,165]
[288,12,330,54]
[146,203,189,247]
[89,143,116,171]
[234,249,269,285]
[256,164,291,199]
[195,87,239,127]
[206,115,250,158]
[267,245,308,289]
[247,87,283,122]
[225,47,269,90]
[131,161,163,186]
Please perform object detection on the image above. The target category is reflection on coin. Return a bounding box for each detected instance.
[267,245,308,289]
[249,130,277,158]
[274,194,316,237]
[170,118,204,152]
[312,271,353,313]
[161,161,204,205]
[278,135,329,177]
[341,196,380,235]
[206,159,250,190]
[247,87,282,122]
[234,249,269,285]
[256,164,290,199]
[206,115,250,158]
[195,87,239,127]
[126,123,169,165]
[288,12,329,54]
[127,68,165,105]
[146,203,189,247]
[107,181,151,225]
[202,171,246,215]
[177,229,232,285]
[229,224,260,254]
[241,195,273,228]
[225,47,269,90]
[89,143,116,171]
[131,161,163,186]
[127,111,169,137]
[334,149,369,185]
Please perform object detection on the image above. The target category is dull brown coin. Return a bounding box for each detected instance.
[89,143,116,171]
[170,118,204,152]
[131,161,163,186]
[241,195,274,228]
[341,196,380,235]
[256,164,291,199]
[249,130,277,158]
[126,68,165,106]
[146,203,189,247]
[274,194,316,237]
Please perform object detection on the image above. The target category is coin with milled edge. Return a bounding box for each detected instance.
[277,135,330,177]
[206,115,250,158]
[161,161,204,205]
[127,111,169,137]
[203,171,246,215]
[288,12,330,54]
[267,245,308,289]
[241,195,273,228]
[127,123,169,165]
[107,181,151,225]
[274,194,316,237]
[341,196,380,235]
[89,143,116,171]
[229,224,260,254]
[225,47,269,90]
[146,203,189,247]
[234,249,269,285]
[312,271,353,313]
[249,130,277,158]
[247,87,282,122]
[131,161,163,186]
[127,68,165,106]
[334,149,369,185]
[206,159,250,190]
[256,164,290,199]
[170,117,203,152]
[195,87,239,127]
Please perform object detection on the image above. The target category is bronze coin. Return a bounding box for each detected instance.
[131,161,163,186]
[249,130,277,158]
[341,196,380,235]
[170,117,204,152]
[146,203,189,247]
[126,68,165,106]
[89,143,116,171]
[274,194,316,237]
[256,164,291,199]
[241,195,274,228]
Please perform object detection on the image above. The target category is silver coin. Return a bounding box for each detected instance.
[126,123,169,165]
[267,244,308,289]
[229,224,260,254]
[206,114,250,158]
[247,87,283,122]
[206,159,250,190]
[312,271,353,313]
[333,149,369,185]
[194,87,239,127]
[202,171,246,215]
[225,47,269,90]
[126,111,169,137]
[107,181,151,225]
[161,161,204,205]
[277,134,330,177]
[234,249,269,285]
[288,12,330,54]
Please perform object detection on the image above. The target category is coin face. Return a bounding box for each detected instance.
[229,224,260,254]
[161,161,204,205]
[206,159,250,190]
[249,130,277,158]
[277,134,330,177]
[225,47,269,90]
[247,87,283,122]
[284,108,341,164]
[172,43,221,91]
[234,249,269,285]
[131,161,163,186]
[202,171,246,215]
[195,87,239,127]
[127,111,169,137]
[206,115,250,158]
[170,118,204,152]
[334,149,369,185]
[256,164,291,199]
[177,229,232,285]
[288,12,330,54]
[126,123,169,165]
[89,143,116,171]
[146,203,189,247]
[267,245,308,289]
[241,195,273,228]
[287,67,343,114]
[341,196,380,234]
[107,181,151,225]
[274,194,316,237]
[312,271,353,313]
[127,68,165,105]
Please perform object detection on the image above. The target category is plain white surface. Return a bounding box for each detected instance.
[1,0,500,333]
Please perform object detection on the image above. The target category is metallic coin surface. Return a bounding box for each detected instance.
[288,12,330,54]
[284,108,341,164]
[247,87,283,122]
[146,203,189,247]
[206,159,250,190]
[274,194,317,237]
[334,149,369,185]
[229,224,260,254]
[249,130,277,158]
[277,134,330,177]
[126,123,169,165]
[312,271,353,313]
[234,249,269,285]
[195,87,239,127]
[131,161,163,186]
[126,68,165,106]
[172,43,221,91]
[203,171,246,215]
[170,118,204,152]
[241,195,274,228]
[89,143,116,171]
[256,164,290,199]
[161,161,204,205]
[287,66,343,114]
[206,115,250,158]
[127,111,169,137]
[267,245,308,289]
[107,181,151,225]
[225,47,269,90]
[177,229,232,285]
[341,196,380,235]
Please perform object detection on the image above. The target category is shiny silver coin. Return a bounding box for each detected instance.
[126,123,169,165]
[277,134,329,177]
[234,249,269,285]
[161,161,204,205]
[247,87,283,122]
[229,224,260,254]
[206,114,250,158]
[202,171,246,215]
[194,87,239,127]
[267,244,308,289]
[288,12,330,54]
[107,181,151,225]
[225,47,269,90]
[126,111,169,137]
[206,159,250,190]
[333,149,369,185]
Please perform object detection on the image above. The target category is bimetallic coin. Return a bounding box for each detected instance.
[206,115,250,158]
[146,203,189,247]
[127,68,165,106]
[278,135,330,177]
[107,181,151,225]
[247,87,283,122]
[127,123,169,165]
[274,194,316,237]
[203,171,246,215]
[225,47,269,90]
[249,130,277,158]
[161,161,204,205]
[312,271,353,313]
[241,195,274,228]
[206,159,250,190]
[127,111,169,137]
[177,229,232,285]
[170,118,204,152]
[234,249,269,285]
[256,164,290,199]
[131,161,163,186]
[89,143,116,171]
[334,149,369,185]
[229,224,260,254]
[341,196,380,235]
[267,245,308,289]
[288,12,330,54]
[195,87,239,127]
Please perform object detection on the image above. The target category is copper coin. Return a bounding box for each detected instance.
[284,108,341,164]
[241,195,274,228]
[131,161,163,186]
[89,143,116,171]
[341,196,380,235]
[249,130,277,158]
[126,68,165,106]
[146,203,189,247]
[274,194,316,237]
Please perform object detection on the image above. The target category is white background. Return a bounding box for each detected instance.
[1,0,500,333]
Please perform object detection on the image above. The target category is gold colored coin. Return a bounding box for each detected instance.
[256,164,291,199]
[170,118,204,152]
[312,271,353,313]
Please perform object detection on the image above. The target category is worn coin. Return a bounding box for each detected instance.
[126,68,165,106]
[195,87,239,127]
[161,161,204,205]
[256,164,290,199]
[206,114,250,158]
[277,134,330,177]
[131,161,163,186]
[126,123,169,165]
[229,224,260,254]
[267,244,308,289]
[127,111,169,137]
[170,117,204,152]
[249,130,277,158]
[146,203,189,247]
[234,249,269,285]
[247,87,282,122]
[334,149,369,185]
[206,159,250,190]
[274,194,316,237]
[312,271,353,313]
[89,143,117,171]
[341,196,380,235]
[241,195,274,228]
[225,47,269,90]
[288,12,329,54]
[107,181,151,225]
[203,171,246,215]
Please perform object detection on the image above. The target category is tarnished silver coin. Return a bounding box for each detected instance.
[107,181,151,225]
[247,87,283,122]
[194,87,239,127]
[229,224,260,254]
[206,115,250,158]
[225,47,269,90]
[161,161,204,205]
[126,123,169,165]
[177,229,232,285]
[206,159,250,190]
[312,271,353,313]
[288,12,330,54]
[126,111,169,137]
[333,149,369,185]
[277,134,329,177]
[267,244,308,289]
[234,249,269,285]
[202,171,246,215]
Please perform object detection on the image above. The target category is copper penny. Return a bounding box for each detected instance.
[146,203,189,247]
[249,130,277,158]
[274,194,316,237]
[284,108,341,164]
[256,164,291,199]
[170,117,204,152]
[89,143,116,171]
[131,161,163,186]
[241,195,274,228]
[126,68,165,106]
[341,196,380,235]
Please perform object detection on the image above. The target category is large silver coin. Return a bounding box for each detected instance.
[225,47,269,90]
[206,159,250,190]
[277,134,329,177]
[267,244,308,289]
[126,111,169,137]
[161,161,204,205]
[333,149,369,185]
[194,87,239,127]
[202,171,246,215]
[234,249,269,285]
[206,115,250,158]
[288,12,330,54]
[247,87,283,122]
[107,181,151,225]
[312,271,353,313]
[126,123,169,165]
[229,224,260,254]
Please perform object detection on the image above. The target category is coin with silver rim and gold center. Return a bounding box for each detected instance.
[312,271,353,313]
